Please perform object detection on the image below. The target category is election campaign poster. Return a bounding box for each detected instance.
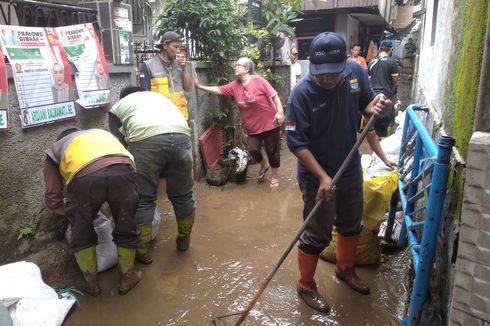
[0,46,8,130]
[57,23,110,108]
[0,25,76,128]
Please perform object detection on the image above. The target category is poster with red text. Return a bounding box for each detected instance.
[56,23,110,108]
[0,25,76,128]
[0,45,8,130]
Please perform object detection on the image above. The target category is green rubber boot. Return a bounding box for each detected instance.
[117,246,143,295]
[136,224,153,264]
[74,246,101,296]
[176,213,195,251]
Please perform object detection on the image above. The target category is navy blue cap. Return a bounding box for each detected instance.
[308,32,347,75]
[380,39,394,48]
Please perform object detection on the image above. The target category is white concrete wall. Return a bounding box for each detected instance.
[346,15,360,49]
[334,14,360,51]
[335,14,348,41]
[414,0,458,116]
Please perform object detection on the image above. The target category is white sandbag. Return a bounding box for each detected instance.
[0,261,75,326]
[380,110,405,156]
[65,212,118,272]
[0,262,57,308]
[152,208,162,240]
[361,153,374,171]
[11,295,75,326]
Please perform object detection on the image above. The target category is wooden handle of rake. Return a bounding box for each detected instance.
[233,114,377,326]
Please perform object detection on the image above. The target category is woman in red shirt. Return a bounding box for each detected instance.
[194,57,284,187]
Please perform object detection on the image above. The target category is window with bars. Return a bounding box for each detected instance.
[0,0,97,28]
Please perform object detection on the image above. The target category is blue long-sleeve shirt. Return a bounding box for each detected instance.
[286,60,375,187]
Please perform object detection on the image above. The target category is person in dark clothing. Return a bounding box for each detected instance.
[368,39,399,137]
[286,32,392,314]
[43,128,142,296]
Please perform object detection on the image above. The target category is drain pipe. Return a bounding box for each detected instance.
[473,1,490,132]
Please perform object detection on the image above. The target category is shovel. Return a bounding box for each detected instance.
[212,114,377,326]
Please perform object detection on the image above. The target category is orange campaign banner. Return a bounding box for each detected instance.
[0,45,7,130]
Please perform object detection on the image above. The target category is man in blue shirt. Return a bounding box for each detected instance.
[286,32,391,313]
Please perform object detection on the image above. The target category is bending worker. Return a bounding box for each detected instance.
[286,32,391,313]
[43,128,142,296]
[109,87,196,263]
[139,31,192,119]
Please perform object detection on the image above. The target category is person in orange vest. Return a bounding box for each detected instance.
[43,128,142,296]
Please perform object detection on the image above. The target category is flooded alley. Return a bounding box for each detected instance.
[64,139,408,326]
[2,1,488,325]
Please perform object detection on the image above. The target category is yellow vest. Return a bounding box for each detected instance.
[59,130,133,185]
[150,77,189,120]
[144,56,189,119]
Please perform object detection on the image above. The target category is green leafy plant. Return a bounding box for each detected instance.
[155,1,247,147]
[203,106,229,130]
[240,45,261,61]
[261,1,303,44]
[18,207,45,240]
[155,1,246,80]
[56,286,84,306]
[245,21,269,41]
[256,63,283,86]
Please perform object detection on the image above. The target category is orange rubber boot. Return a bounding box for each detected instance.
[335,233,370,295]
[296,247,330,313]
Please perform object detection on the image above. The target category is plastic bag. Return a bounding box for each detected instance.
[152,208,162,240]
[227,147,249,173]
[321,169,398,265]
[65,212,117,272]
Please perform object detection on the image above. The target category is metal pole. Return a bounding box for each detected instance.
[404,136,454,326]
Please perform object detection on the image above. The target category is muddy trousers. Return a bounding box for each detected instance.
[298,164,363,255]
[247,127,281,168]
[65,164,139,252]
[128,133,195,226]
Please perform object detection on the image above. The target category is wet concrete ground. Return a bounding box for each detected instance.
[64,138,408,326]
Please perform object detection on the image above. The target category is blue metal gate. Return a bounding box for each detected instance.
[385,105,454,326]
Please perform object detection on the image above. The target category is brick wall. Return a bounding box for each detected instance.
[449,131,490,325]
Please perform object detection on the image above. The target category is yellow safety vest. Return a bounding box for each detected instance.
[49,130,133,185]
[145,56,189,119]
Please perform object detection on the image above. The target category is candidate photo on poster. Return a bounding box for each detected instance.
[51,62,72,103]
[95,54,109,90]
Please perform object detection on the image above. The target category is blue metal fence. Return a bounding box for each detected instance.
[385,104,454,326]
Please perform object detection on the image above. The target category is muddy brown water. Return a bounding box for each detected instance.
[64,142,407,326]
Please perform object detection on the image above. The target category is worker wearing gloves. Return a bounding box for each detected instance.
[43,128,142,296]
